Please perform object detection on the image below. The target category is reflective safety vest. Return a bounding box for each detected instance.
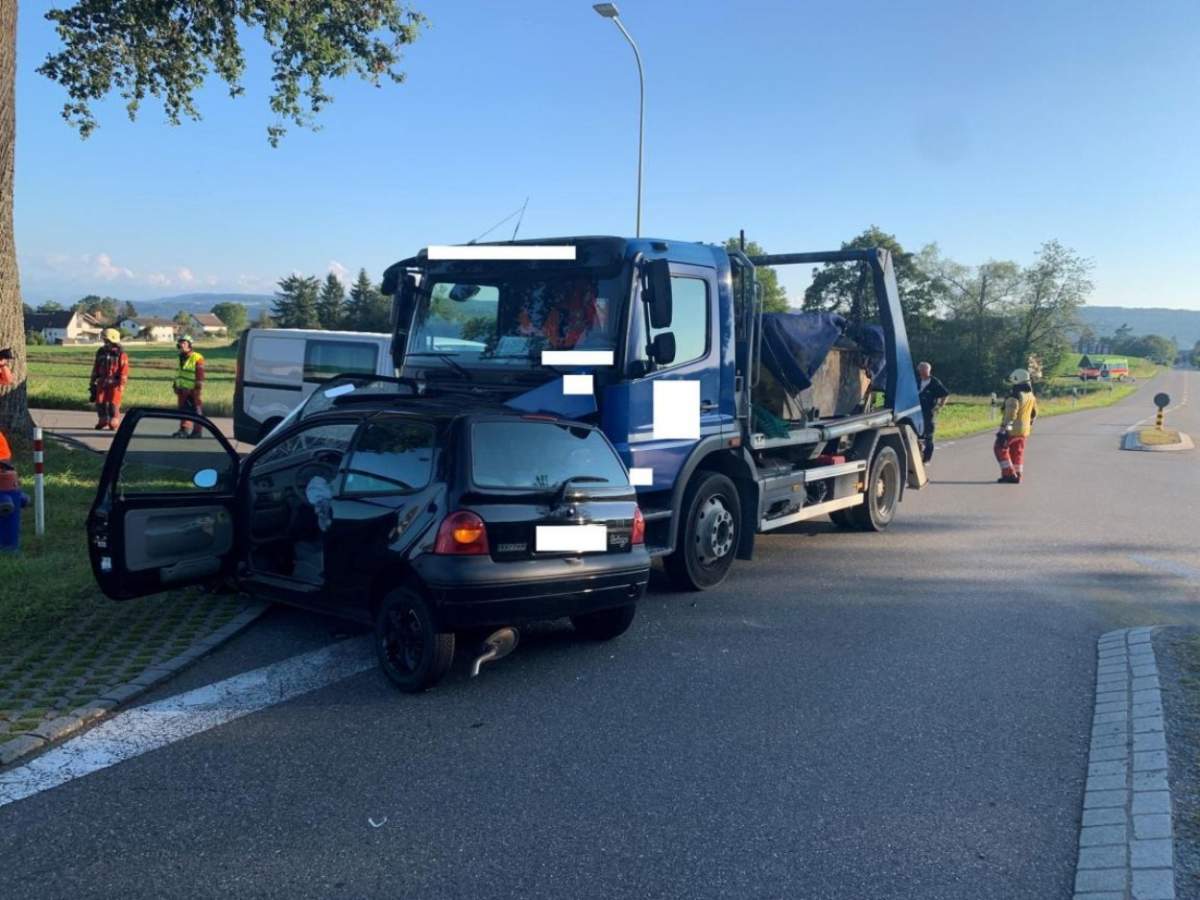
[1003,391,1038,436]
[174,352,205,390]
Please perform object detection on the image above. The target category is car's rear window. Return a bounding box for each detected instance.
[471,421,628,490]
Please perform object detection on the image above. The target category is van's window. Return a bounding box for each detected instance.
[118,417,234,494]
[303,341,379,382]
[343,420,435,494]
[471,421,627,489]
[648,276,709,367]
[248,336,303,382]
[256,423,357,468]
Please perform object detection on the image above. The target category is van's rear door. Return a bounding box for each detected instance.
[464,417,639,560]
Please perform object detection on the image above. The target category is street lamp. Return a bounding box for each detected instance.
[593,3,644,237]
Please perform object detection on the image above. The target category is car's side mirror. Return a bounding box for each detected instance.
[192,468,218,489]
[644,259,673,329]
[649,332,676,366]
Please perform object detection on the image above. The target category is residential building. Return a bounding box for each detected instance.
[188,312,228,337]
[24,310,105,344]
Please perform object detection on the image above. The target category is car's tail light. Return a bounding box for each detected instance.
[631,506,645,545]
[434,510,489,555]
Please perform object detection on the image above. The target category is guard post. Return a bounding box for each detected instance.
[33,427,45,536]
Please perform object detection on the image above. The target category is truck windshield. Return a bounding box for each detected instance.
[406,271,623,371]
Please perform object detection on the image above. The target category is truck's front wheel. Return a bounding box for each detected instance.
[664,471,740,591]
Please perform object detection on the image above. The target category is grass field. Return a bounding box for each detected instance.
[25,341,236,417]
[934,356,1161,441]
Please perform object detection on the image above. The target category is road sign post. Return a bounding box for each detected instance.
[1153,392,1170,431]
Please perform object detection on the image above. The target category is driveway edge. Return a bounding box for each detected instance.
[0,601,269,769]
[1074,627,1177,899]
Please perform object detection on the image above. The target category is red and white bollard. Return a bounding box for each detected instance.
[33,426,45,536]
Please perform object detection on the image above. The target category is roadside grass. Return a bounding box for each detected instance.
[26,340,236,417]
[1139,428,1182,446]
[0,438,249,751]
[931,374,1147,441]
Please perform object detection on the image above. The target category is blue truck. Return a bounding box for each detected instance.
[382,236,928,590]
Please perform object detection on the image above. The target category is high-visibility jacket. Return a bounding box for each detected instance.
[173,351,206,391]
[1002,390,1038,436]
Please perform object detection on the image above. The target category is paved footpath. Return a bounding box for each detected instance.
[1,372,1197,899]
[32,407,244,453]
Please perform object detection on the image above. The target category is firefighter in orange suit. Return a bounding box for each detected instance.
[90,329,130,431]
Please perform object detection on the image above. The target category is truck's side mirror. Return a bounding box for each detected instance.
[644,259,673,329]
[649,332,676,366]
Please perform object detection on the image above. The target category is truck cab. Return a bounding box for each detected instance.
[383,236,927,590]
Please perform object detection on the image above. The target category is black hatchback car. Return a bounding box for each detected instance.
[87,377,650,691]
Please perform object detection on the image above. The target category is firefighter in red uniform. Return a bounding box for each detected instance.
[90,329,130,430]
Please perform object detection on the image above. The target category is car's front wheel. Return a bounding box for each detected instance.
[375,588,455,692]
[571,604,637,640]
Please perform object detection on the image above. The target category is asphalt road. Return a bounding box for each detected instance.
[5,372,1200,899]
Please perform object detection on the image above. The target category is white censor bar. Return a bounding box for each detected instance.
[542,350,615,366]
[427,245,576,261]
[536,525,608,553]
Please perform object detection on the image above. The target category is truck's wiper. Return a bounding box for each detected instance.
[408,352,473,381]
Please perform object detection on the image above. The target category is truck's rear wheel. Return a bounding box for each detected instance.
[847,446,901,532]
[664,471,740,591]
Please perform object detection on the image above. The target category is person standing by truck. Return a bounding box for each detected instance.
[90,329,130,430]
[172,334,206,438]
[916,361,950,463]
[995,368,1038,484]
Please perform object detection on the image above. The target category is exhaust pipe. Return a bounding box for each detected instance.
[470,627,520,677]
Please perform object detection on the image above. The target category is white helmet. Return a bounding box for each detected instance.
[1007,368,1031,384]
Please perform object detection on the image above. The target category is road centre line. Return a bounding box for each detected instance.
[0,638,374,809]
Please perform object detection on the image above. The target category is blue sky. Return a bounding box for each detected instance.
[14,0,1200,309]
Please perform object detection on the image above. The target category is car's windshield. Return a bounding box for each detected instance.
[406,270,624,372]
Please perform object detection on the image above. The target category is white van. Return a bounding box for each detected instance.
[234,328,393,443]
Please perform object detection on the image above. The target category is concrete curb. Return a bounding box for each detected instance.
[1121,431,1194,453]
[0,601,269,769]
[1074,627,1177,899]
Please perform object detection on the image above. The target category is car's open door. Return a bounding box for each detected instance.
[87,409,241,600]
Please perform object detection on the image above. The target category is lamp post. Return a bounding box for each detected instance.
[593,3,644,237]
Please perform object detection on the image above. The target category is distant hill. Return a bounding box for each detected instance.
[130,292,276,319]
[1076,306,1200,348]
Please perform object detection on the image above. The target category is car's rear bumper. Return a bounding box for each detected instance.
[412,549,651,629]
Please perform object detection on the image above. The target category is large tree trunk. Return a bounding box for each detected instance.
[0,0,30,440]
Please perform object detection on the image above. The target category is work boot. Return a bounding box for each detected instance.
[94,421,107,430]
[172,428,189,438]
[996,475,1017,484]
[189,429,205,440]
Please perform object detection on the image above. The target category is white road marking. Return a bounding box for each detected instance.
[0,638,374,809]
[1129,554,1200,582]
[427,244,575,261]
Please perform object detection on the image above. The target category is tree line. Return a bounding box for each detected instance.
[267,268,391,332]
